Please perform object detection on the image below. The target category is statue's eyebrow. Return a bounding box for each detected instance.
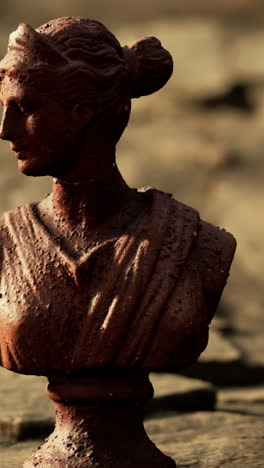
[0,98,22,109]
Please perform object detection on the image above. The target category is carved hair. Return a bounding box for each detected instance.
[0,17,173,141]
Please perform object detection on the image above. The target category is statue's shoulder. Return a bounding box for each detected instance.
[152,189,237,276]
[143,185,236,269]
[143,187,237,319]
[194,219,236,320]
[0,203,37,242]
[197,219,236,273]
[139,186,199,223]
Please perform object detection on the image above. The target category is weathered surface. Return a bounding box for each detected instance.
[219,387,264,416]
[0,189,234,373]
[0,5,263,468]
[0,16,235,467]
[148,410,264,467]
[0,367,53,440]
[1,408,264,468]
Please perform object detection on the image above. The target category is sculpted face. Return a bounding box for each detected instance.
[0,76,84,177]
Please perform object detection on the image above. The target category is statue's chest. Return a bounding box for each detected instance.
[0,235,116,326]
[0,247,71,323]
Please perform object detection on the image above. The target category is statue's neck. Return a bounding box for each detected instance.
[51,163,132,228]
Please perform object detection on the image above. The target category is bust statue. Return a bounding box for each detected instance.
[0,17,236,468]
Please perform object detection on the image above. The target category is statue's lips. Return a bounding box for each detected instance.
[16,152,29,160]
[18,155,29,161]
[11,147,30,159]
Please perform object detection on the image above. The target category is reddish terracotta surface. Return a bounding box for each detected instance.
[0,16,236,467]
[24,371,176,467]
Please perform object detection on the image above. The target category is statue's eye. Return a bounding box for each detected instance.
[17,99,37,116]
[18,106,33,116]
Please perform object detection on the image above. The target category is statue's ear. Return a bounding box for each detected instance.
[72,103,96,129]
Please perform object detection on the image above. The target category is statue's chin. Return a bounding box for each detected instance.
[17,150,77,178]
[18,162,48,177]
[17,156,55,178]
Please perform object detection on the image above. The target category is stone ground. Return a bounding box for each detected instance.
[0,367,263,467]
[1,2,264,467]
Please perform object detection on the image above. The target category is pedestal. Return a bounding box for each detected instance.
[24,370,176,467]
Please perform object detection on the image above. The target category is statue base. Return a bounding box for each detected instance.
[24,371,176,467]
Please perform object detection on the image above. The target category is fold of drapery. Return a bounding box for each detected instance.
[0,188,235,373]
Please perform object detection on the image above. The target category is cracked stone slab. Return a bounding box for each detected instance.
[147,410,264,467]
[1,409,264,468]
[0,367,53,440]
[149,373,216,413]
[218,387,264,416]
[178,329,246,385]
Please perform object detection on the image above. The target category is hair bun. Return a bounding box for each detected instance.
[122,36,173,99]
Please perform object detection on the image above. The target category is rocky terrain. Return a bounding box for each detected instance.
[0,2,263,466]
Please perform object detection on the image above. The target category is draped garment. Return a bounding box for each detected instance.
[0,188,236,374]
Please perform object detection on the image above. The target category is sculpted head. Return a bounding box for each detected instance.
[0,17,173,177]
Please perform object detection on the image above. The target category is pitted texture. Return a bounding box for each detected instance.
[0,188,235,374]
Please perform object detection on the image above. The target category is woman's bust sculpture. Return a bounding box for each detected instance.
[0,17,236,468]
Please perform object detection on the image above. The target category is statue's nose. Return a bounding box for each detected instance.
[0,106,17,141]
[0,125,12,141]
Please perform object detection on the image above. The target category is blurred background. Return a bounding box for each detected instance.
[0,1,263,385]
